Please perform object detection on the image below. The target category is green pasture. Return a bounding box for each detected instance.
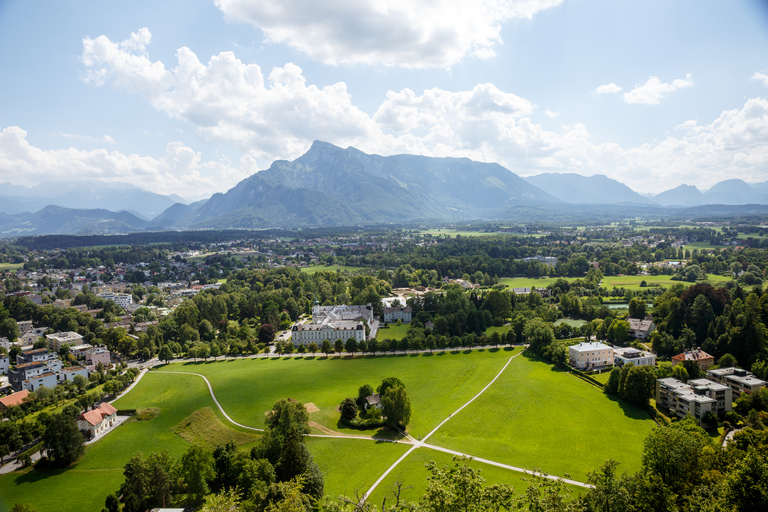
[300,265,368,274]
[377,323,411,341]
[0,371,239,512]
[683,242,721,251]
[418,229,510,237]
[429,353,654,482]
[498,277,576,289]
[554,318,587,327]
[484,325,512,338]
[308,438,409,499]
[155,348,523,439]
[366,448,587,507]
[0,262,23,272]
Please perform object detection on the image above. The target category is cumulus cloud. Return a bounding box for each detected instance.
[545,109,560,118]
[55,132,116,144]
[214,0,563,68]
[623,74,693,105]
[77,29,768,195]
[0,126,244,197]
[752,72,768,88]
[594,83,621,94]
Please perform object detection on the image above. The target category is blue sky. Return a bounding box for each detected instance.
[0,0,767,200]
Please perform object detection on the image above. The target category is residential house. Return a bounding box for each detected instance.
[59,366,89,383]
[613,347,656,367]
[672,349,714,370]
[22,372,58,392]
[706,367,767,395]
[0,389,30,411]
[364,394,382,410]
[16,320,33,334]
[77,402,118,438]
[86,347,111,367]
[568,342,614,370]
[18,331,40,347]
[627,317,655,339]
[0,356,8,375]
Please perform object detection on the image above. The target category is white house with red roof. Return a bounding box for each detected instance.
[77,402,118,438]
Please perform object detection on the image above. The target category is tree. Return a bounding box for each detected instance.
[179,445,215,504]
[321,340,332,357]
[307,342,318,356]
[718,353,739,368]
[41,413,85,467]
[382,385,411,430]
[357,384,374,407]
[334,339,343,356]
[418,457,514,512]
[641,419,709,498]
[609,319,630,345]
[259,324,277,345]
[377,377,405,397]
[339,397,358,421]
[344,338,358,355]
[621,365,656,409]
[158,344,173,364]
[628,298,647,320]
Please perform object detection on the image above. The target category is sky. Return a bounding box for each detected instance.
[1,0,768,201]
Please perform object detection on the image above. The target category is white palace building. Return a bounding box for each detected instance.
[290,303,374,345]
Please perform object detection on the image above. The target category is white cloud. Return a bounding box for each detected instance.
[55,132,116,144]
[77,30,768,196]
[752,72,768,88]
[0,126,244,197]
[544,109,560,118]
[214,0,563,68]
[623,74,693,105]
[594,83,621,94]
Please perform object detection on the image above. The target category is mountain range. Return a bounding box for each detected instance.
[1,141,767,235]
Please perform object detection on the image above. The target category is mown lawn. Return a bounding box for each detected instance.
[0,262,23,272]
[0,372,232,512]
[300,265,368,274]
[155,348,522,439]
[429,353,654,482]
[498,277,577,289]
[377,323,411,341]
[366,447,587,507]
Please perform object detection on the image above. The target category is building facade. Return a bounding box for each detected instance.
[672,349,714,370]
[291,304,373,345]
[656,377,732,425]
[383,307,412,323]
[568,342,614,370]
[706,367,767,395]
[613,347,656,367]
[46,332,84,352]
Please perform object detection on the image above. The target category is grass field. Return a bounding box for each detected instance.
[418,229,510,237]
[555,318,587,327]
[155,349,523,438]
[499,277,577,289]
[429,353,654,482]
[0,348,655,510]
[0,262,23,272]
[377,323,411,341]
[366,447,587,507]
[300,265,368,274]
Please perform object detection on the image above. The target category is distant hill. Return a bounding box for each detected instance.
[653,184,705,206]
[523,173,654,205]
[173,141,561,229]
[0,205,148,235]
[703,179,764,205]
[0,181,184,218]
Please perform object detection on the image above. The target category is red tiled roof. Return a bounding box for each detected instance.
[78,402,117,426]
[0,390,30,408]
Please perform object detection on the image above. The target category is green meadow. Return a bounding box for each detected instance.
[377,323,411,341]
[429,353,654,482]
[0,348,657,511]
[300,265,368,274]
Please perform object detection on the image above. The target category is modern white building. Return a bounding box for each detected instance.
[706,367,767,395]
[613,347,656,367]
[568,341,614,370]
[291,304,373,345]
[98,292,133,309]
[656,377,732,424]
[46,331,84,352]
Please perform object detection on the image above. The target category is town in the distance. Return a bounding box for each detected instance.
[0,220,766,512]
